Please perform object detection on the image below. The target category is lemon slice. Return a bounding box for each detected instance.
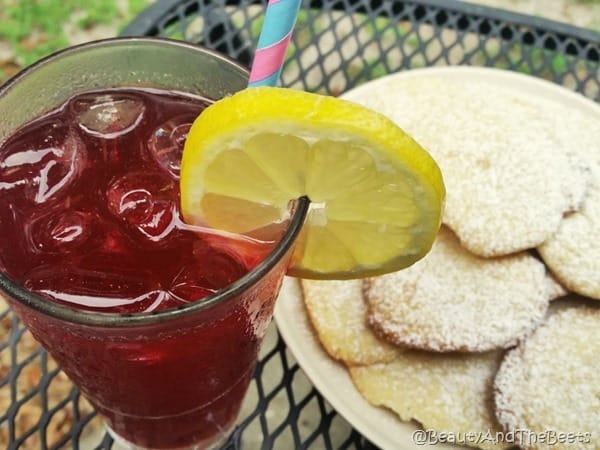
[180,87,445,279]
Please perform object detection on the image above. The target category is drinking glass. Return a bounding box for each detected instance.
[0,37,308,450]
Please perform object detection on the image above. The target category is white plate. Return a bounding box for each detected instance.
[274,277,426,450]
[275,277,457,449]
[340,65,600,116]
[274,67,600,450]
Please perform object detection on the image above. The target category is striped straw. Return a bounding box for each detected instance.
[248,0,302,87]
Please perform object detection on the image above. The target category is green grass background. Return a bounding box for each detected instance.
[0,0,154,82]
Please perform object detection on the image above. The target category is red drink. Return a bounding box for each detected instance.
[0,39,307,449]
[0,87,262,313]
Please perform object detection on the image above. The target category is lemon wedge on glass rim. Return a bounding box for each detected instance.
[180,87,445,280]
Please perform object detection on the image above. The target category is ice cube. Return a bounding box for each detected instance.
[173,241,248,294]
[106,171,179,243]
[136,199,177,242]
[74,94,145,139]
[107,178,154,224]
[0,126,85,204]
[169,265,216,303]
[27,208,94,253]
[24,263,163,313]
[147,115,195,178]
[192,226,275,271]
[34,132,84,203]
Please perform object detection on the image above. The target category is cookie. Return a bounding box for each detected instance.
[364,227,556,352]
[494,305,600,450]
[349,350,508,450]
[543,273,568,300]
[538,174,600,300]
[301,279,399,365]
[342,71,591,257]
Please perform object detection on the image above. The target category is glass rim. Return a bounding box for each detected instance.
[0,36,310,327]
[0,36,252,95]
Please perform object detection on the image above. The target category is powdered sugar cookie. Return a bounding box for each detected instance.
[538,169,600,300]
[494,305,600,450]
[543,273,568,300]
[349,350,508,450]
[364,227,557,352]
[342,68,592,257]
[301,279,399,365]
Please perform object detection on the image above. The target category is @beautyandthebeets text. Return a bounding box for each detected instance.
[412,429,592,446]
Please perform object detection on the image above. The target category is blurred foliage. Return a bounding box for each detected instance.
[0,0,153,81]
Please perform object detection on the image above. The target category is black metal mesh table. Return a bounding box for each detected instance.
[1,1,599,449]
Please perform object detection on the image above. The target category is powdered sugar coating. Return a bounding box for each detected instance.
[301,279,400,365]
[342,74,592,257]
[364,227,555,352]
[543,273,568,300]
[539,161,600,300]
[493,305,600,450]
[349,350,508,450]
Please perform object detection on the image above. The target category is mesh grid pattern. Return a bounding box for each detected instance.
[129,0,600,99]
[2,0,599,448]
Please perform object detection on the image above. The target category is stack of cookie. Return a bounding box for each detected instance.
[300,69,600,450]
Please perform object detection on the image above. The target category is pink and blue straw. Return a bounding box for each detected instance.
[248,0,302,87]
